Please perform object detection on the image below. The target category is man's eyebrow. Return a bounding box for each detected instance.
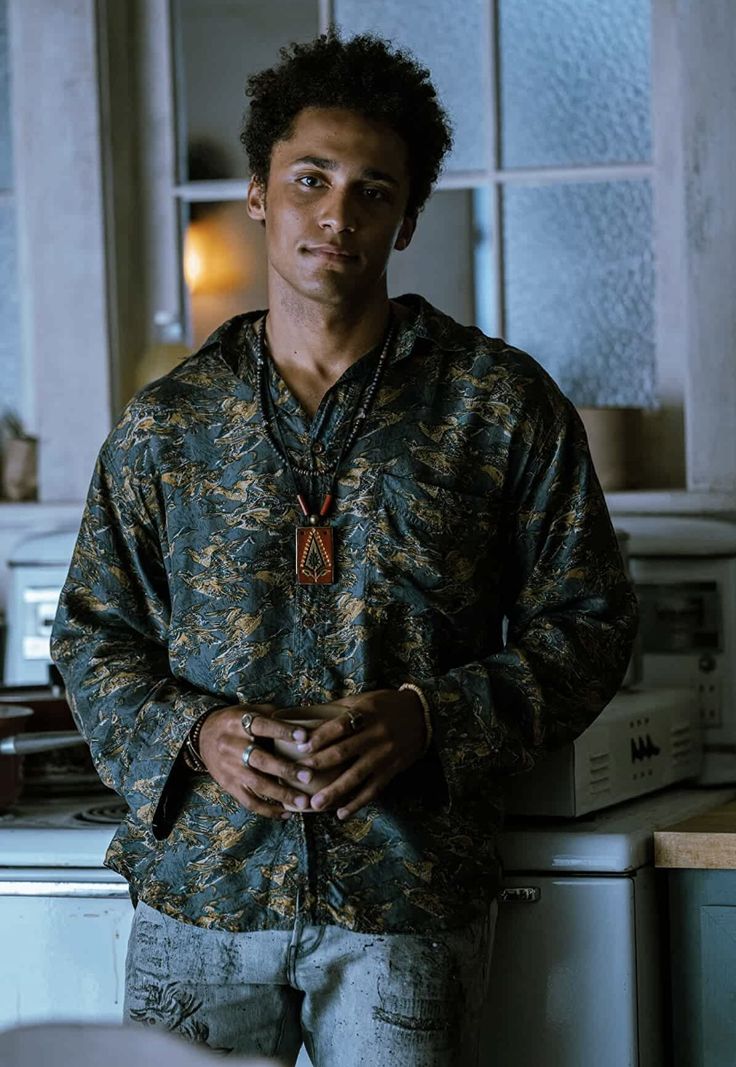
[290,155,399,185]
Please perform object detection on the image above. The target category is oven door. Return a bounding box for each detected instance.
[0,868,133,1029]
[482,869,663,1067]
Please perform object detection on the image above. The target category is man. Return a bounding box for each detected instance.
[51,32,637,1067]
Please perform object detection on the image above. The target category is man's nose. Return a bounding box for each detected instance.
[319,188,357,233]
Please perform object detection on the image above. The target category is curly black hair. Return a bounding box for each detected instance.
[240,33,453,218]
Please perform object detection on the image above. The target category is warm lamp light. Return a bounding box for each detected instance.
[183,230,205,292]
[183,215,250,295]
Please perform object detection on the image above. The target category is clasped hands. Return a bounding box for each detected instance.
[198,689,427,822]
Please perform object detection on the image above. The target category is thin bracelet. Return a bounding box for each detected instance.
[182,711,210,773]
[399,682,433,754]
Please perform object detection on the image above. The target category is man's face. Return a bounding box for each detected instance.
[247,107,416,308]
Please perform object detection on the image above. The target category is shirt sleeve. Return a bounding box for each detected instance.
[50,441,226,839]
[414,402,639,808]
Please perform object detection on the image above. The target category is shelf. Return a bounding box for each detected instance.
[0,502,83,530]
[607,490,736,515]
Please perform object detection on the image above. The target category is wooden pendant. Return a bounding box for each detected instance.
[296,525,335,585]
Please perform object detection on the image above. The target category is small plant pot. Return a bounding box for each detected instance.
[1,437,38,501]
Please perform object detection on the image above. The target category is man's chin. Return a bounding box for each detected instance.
[296,273,377,306]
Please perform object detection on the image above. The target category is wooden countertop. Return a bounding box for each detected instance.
[655,800,736,869]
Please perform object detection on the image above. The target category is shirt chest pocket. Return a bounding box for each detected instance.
[368,472,500,606]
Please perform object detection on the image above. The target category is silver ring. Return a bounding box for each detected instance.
[241,711,255,738]
[345,710,365,734]
[241,743,257,768]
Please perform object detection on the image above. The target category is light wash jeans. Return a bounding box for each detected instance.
[124,896,498,1067]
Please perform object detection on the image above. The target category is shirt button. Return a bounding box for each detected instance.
[303,614,316,629]
[312,441,324,455]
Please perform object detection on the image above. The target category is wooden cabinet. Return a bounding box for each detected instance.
[667,870,736,1067]
[655,801,736,1066]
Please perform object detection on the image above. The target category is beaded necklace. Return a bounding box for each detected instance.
[255,311,395,585]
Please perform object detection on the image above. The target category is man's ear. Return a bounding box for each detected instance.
[247,178,267,222]
[394,215,416,251]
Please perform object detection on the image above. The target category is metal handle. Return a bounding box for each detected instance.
[0,731,84,755]
[499,887,541,903]
[0,880,130,898]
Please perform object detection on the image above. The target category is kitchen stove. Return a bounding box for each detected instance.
[0,794,132,1032]
[0,796,125,867]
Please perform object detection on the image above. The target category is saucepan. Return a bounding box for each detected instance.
[0,703,84,810]
[0,679,100,799]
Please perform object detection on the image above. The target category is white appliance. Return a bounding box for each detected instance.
[0,797,132,1032]
[2,788,733,1067]
[624,516,736,786]
[0,796,314,1066]
[485,784,736,1067]
[504,686,702,817]
[4,530,77,686]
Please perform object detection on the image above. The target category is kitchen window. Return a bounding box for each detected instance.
[131,0,678,495]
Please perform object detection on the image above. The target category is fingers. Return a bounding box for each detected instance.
[333,776,390,821]
[300,705,366,755]
[308,754,380,814]
[239,767,312,813]
[300,733,368,770]
[247,705,310,745]
[237,787,291,820]
[244,743,315,793]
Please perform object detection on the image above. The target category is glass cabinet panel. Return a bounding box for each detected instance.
[388,190,475,326]
[498,0,651,168]
[0,0,22,419]
[334,0,491,174]
[179,189,475,351]
[180,199,267,349]
[0,202,22,415]
[0,0,11,190]
[501,179,655,407]
[174,0,320,182]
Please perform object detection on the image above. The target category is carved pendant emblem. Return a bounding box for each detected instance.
[295,526,335,585]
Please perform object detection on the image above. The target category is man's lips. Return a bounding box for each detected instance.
[304,244,359,259]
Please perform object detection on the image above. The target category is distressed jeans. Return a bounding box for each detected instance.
[124,897,498,1066]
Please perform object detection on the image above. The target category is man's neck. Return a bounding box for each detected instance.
[262,284,395,417]
[265,289,393,386]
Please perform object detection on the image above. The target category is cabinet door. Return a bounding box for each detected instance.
[0,887,133,1028]
[669,869,736,1067]
[483,875,639,1066]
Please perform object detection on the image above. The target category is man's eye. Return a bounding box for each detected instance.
[297,175,323,188]
[363,187,387,201]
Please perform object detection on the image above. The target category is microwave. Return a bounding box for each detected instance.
[624,516,736,786]
[3,530,77,686]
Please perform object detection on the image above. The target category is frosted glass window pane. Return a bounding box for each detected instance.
[175,0,320,181]
[502,180,655,408]
[0,0,12,190]
[388,190,475,326]
[0,202,22,415]
[499,0,651,168]
[335,0,489,173]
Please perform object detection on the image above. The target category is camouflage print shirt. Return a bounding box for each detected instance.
[51,295,638,935]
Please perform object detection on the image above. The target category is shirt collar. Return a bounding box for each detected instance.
[199,293,452,378]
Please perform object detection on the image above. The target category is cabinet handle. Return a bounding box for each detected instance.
[499,887,541,903]
[0,880,130,898]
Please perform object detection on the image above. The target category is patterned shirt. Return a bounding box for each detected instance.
[51,295,638,934]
